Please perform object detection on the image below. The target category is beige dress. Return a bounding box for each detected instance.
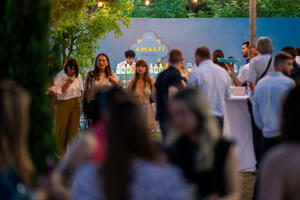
[132,82,158,133]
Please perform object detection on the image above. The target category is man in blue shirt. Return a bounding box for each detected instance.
[187,46,231,130]
[253,52,295,154]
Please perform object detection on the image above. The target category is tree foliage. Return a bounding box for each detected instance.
[0,0,60,172]
[51,0,133,71]
[131,0,300,18]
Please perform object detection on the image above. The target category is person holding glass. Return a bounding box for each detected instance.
[83,53,120,127]
[55,59,83,155]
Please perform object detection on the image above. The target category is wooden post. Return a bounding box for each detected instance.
[250,0,256,46]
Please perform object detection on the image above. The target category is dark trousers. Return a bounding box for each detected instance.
[247,99,263,167]
[215,116,224,131]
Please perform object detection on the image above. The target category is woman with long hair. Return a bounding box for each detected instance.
[213,50,229,74]
[128,59,158,133]
[0,80,35,198]
[54,58,83,155]
[166,89,240,200]
[84,53,120,127]
[72,99,189,200]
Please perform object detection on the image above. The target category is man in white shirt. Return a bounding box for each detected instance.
[231,45,259,86]
[117,50,136,69]
[253,52,295,154]
[188,46,231,130]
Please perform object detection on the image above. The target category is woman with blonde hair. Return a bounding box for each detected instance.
[0,80,35,198]
[128,59,158,133]
[166,88,240,200]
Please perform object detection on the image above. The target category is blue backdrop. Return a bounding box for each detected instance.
[96,18,300,70]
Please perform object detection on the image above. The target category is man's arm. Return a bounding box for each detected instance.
[246,60,257,91]
[253,91,263,130]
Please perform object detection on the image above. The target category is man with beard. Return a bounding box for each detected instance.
[253,52,295,154]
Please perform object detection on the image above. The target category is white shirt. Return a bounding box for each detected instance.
[238,63,249,84]
[296,56,300,66]
[253,72,295,138]
[117,60,136,68]
[54,70,84,100]
[187,60,232,117]
[246,54,274,84]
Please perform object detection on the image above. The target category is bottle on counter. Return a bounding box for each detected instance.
[126,64,131,74]
[131,65,136,74]
[116,64,121,75]
[149,63,154,75]
[154,64,158,74]
[121,63,126,74]
[159,63,164,72]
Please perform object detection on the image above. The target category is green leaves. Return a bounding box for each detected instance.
[51,0,133,71]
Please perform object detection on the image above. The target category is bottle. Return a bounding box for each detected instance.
[126,64,131,74]
[121,63,126,74]
[149,63,154,75]
[116,64,121,75]
[159,63,164,72]
[154,64,159,74]
[164,64,169,70]
[131,65,136,74]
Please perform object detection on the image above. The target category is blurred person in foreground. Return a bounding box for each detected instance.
[296,48,300,65]
[51,88,130,199]
[54,59,83,155]
[0,80,36,199]
[188,46,231,131]
[71,100,190,200]
[253,52,295,154]
[154,49,187,138]
[128,59,158,134]
[257,86,300,200]
[166,89,240,200]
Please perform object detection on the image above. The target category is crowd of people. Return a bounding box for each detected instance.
[1,36,300,200]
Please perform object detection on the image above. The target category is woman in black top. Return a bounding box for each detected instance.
[166,89,240,200]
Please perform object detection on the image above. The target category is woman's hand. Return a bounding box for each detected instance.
[108,76,120,86]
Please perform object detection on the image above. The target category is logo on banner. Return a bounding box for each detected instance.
[130,31,170,63]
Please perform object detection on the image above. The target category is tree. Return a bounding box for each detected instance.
[0,0,60,172]
[130,0,189,18]
[51,0,133,71]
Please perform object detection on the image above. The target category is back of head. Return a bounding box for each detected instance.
[281,86,300,142]
[256,36,274,55]
[168,49,183,65]
[281,46,296,59]
[296,48,300,56]
[169,88,220,171]
[103,100,155,200]
[274,52,292,70]
[213,50,225,63]
[0,80,34,185]
[195,46,211,60]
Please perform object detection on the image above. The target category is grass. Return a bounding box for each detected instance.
[241,172,256,200]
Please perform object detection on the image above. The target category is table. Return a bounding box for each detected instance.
[224,95,256,172]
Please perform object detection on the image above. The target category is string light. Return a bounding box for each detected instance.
[192,0,198,3]
[145,0,150,7]
[97,1,104,8]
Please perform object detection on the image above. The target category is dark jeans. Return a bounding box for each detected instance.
[247,99,263,167]
[215,116,224,131]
